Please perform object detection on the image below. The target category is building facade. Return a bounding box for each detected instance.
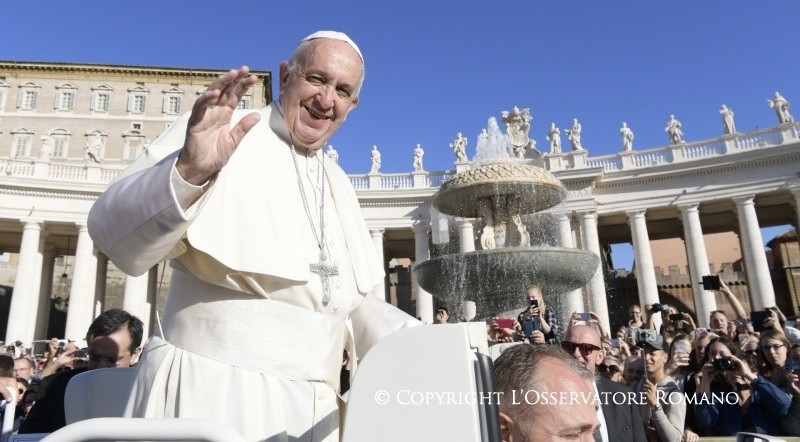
[0,61,799,345]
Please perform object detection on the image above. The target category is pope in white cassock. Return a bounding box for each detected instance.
[88,31,420,441]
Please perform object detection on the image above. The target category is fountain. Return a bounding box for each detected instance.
[414,112,600,317]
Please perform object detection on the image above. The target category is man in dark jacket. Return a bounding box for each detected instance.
[562,323,647,442]
[18,309,143,434]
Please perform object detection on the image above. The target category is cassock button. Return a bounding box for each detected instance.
[318,391,327,401]
[332,304,340,311]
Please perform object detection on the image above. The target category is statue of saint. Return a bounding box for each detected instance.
[620,122,634,152]
[39,135,54,161]
[326,144,339,164]
[413,144,424,171]
[719,105,736,134]
[664,114,685,144]
[369,145,381,173]
[768,92,794,124]
[501,106,534,158]
[85,134,102,163]
[547,123,561,154]
[450,132,468,162]
[565,118,583,151]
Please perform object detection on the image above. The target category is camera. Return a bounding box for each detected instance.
[702,275,722,291]
[712,357,735,371]
[634,329,658,347]
[650,303,663,313]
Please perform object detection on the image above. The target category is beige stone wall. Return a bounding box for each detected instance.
[0,62,271,163]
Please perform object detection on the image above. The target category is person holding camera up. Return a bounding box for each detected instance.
[694,335,790,436]
[631,330,685,441]
[517,284,558,345]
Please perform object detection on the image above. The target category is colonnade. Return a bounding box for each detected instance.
[3,189,798,343]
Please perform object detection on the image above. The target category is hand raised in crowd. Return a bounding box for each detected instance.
[683,429,700,442]
[529,330,546,345]
[785,368,800,398]
[644,378,658,407]
[176,66,262,185]
[0,377,17,403]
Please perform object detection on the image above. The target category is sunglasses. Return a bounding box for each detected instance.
[561,341,601,355]
[597,363,621,374]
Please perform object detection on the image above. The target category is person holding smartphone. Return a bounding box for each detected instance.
[517,284,559,345]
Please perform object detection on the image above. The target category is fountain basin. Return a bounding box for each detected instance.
[433,161,566,218]
[414,246,599,313]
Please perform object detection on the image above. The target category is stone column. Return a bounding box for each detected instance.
[413,221,433,324]
[94,254,108,318]
[369,228,387,299]
[679,204,717,328]
[457,219,475,253]
[123,272,150,339]
[791,189,800,232]
[557,212,585,329]
[578,211,610,336]
[734,196,776,310]
[5,219,43,344]
[64,223,98,342]
[34,246,56,339]
[626,210,662,330]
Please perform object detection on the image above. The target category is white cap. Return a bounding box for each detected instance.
[300,30,364,63]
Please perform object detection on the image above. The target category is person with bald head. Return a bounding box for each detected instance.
[494,344,600,441]
[89,31,419,441]
[563,324,647,442]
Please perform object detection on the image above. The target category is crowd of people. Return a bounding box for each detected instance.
[480,277,800,441]
[0,309,143,434]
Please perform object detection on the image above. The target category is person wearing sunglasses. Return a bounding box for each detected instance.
[598,357,624,384]
[562,324,646,442]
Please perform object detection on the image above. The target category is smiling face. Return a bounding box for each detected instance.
[279,38,362,151]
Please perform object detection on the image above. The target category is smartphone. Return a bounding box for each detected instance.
[702,275,722,291]
[751,310,772,332]
[496,318,515,329]
[577,312,591,321]
[73,348,89,359]
[610,338,620,349]
[530,299,539,309]
[737,333,750,343]
[669,314,684,322]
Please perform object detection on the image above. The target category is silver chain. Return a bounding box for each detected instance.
[289,144,327,261]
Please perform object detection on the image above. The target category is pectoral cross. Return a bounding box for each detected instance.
[310,251,339,303]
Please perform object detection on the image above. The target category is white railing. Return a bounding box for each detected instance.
[586,155,622,172]
[1,123,797,191]
[381,174,413,189]
[350,175,369,189]
[683,140,726,159]
[49,164,87,181]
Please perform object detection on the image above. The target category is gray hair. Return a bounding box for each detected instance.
[493,344,593,435]
[288,38,365,98]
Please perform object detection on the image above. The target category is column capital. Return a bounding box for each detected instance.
[19,218,44,229]
[625,209,647,219]
[369,228,385,237]
[732,195,756,207]
[412,220,430,234]
[456,218,476,228]
[555,211,574,222]
[677,203,700,214]
[576,210,597,220]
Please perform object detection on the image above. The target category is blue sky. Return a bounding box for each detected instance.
[2,1,797,267]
